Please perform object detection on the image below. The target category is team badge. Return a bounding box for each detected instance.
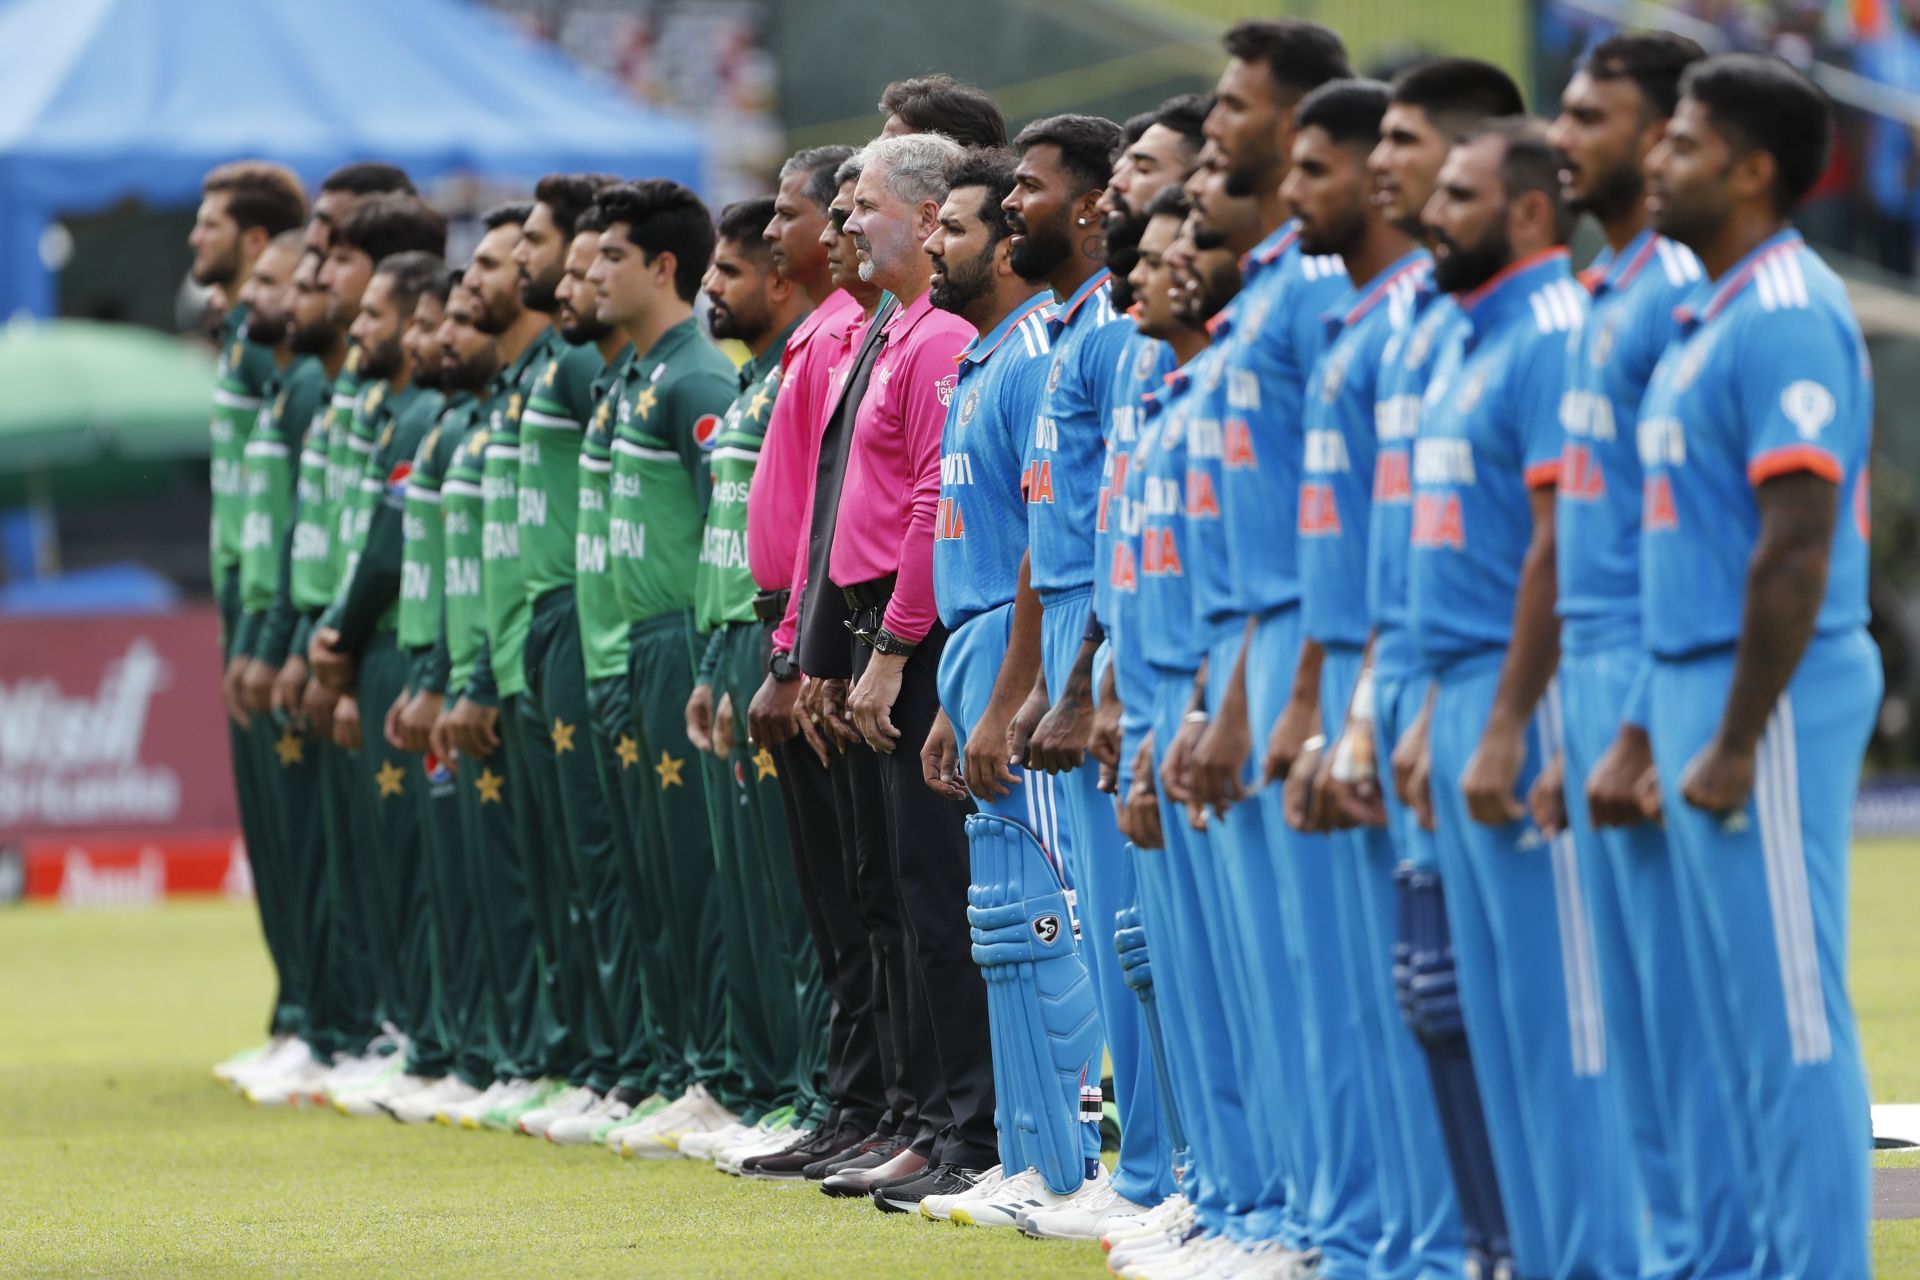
[423,428,441,457]
[934,373,958,407]
[345,347,363,375]
[1454,367,1488,414]
[1781,380,1836,440]
[1670,335,1713,392]
[469,428,490,456]
[1046,357,1063,394]
[542,361,558,388]
[365,384,386,415]
[1242,296,1271,340]
[1133,341,1158,381]
[693,414,722,450]
[274,392,288,418]
[1406,319,1437,370]
[594,400,612,430]
[509,393,524,423]
[228,340,244,367]
[1319,350,1348,404]
[378,424,394,451]
[960,386,980,426]
[1590,317,1617,368]
[1032,915,1061,945]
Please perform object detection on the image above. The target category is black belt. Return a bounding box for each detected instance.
[841,575,896,646]
[751,588,790,624]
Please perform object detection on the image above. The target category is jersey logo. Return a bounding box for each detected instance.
[1298,483,1341,535]
[1318,350,1348,403]
[1373,450,1411,503]
[934,497,966,541]
[960,386,979,426]
[1560,445,1607,501]
[693,414,722,450]
[1046,357,1064,394]
[1454,368,1488,414]
[1410,494,1465,548]
[543,361,559,388]
[1590,317,1616,367]
[1133,342,1159,381]
[364,384,386,415]
[1781,381,1836,440]
[1643,475,1678,531]
[386,461,413,498]
[1670,335,1713,392]
[935,373,958,407]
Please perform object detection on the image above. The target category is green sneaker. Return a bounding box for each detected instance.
[483,1077,563,1132]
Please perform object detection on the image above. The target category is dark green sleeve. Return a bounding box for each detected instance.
[695,626,723,688]
[334,486,404,654]
[256,519,299,666]
[290,612,315,665]
[419,606,451,696]
[231,610,261,663]
[465,637,498,708]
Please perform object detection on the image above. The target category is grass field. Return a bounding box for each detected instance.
[2,842,1918,1278]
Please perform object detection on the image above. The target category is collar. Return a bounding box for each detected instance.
[1592,227,1661,298]
[1241,221,1299,274]
[1675,228,1804,329]
[879,287,944,346]
[1325,249,1432,337]
[502,324,556,387]
[1053,268,1113,327]
[629,314,702,370]
[1455,247,1572,340]
[745,317,804,386]
[958,292,1055,366]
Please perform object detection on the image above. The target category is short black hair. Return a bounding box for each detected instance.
[717,197,777,257]
[336,193,448,262]
[1143,184,1191,222]
[1583,31,1706,120]
[1390,57,1527,140]
[534,173,621,242]
[879,74,1009,149]
[202,161,308,236]
[480,202,532,232]
[1154,93,1212,149]
[1118,110,1158,157]
[1221,19,1352,99]
[320,163,416,197]
[943,147,1021,244]
[373,250,448,315]
[782,145,859,211]
[1013,114,1126,192]
[1295,79,1391,151]
[1681,53,1831,214]
[1463,117,1575,244]
[592,179,716,303]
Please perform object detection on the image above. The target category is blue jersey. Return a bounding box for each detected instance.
[1410,249,1583,672]
[1096,332,1174,630]
[1300,249,1431,648]
[1135,351,1218,674]
[1193,223,1348,625]
[1027,270,1134,595]
[1637,230,1871,659]
[1556,230,1702,652]
[934,293,1056,629]
[1368,283,1460,678]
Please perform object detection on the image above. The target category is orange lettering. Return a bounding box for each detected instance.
[1298,483,1341,535]
[1560,444,1606,501]
[1643,475,1678,532]
[1223,419,1257,470]
[1185,470,1219,519]
[1373,451,1411,503]
[1410,494,1465,548]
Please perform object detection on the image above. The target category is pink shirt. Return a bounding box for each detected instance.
[776,303,872,655]
[830,289,974,643]
[747,289,861,595]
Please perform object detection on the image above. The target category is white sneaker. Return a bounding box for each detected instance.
[1109,1219,1206,1274]
[920,1163,1008,1221]
[1104,1193,1193,1252]
[229,1037,314,1092]
[213,1034,286,1083]
[622,1084,738,1159]
[1235,1242,1320,1279]
[1120,1232,1231,1280]
[676,1120,751,1160]
[388,1077,479,1125]
[1020,1172,1153,1239]
[434,1078,506,1126]
[517,1085,599,1138]
[714,1123,807,1173]
[546,1093,628,1146]
[332,1065,420,1117]
[957,1165,1107,1229]
[242,1058,328,1107]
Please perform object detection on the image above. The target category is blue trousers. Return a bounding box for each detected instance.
[1041,589,1175,1205]
[1647,629,1879,1280]
[1558,643,1757,1280]
[1429,655,1636,1280]
[1242,608,1380,1276]
[938,602,1095,1170]
[1151,668,1270,1239]
[1324,644,1464,1280]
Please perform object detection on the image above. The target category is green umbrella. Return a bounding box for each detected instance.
[0,319,217,504]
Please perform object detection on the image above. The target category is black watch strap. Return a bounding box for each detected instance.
[768,650,800,682]
[871,628,917,658]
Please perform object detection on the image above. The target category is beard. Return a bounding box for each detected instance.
[1296,201,1367,259]
[707,299,768,346]
[1432,221,1513,295]
[1104,213,1148,312]
[519,263,561,314]
[411,356,443,390]
[244,309,289,346]
[1008,214,1073,280]
[927,247,996,317]
[472,287,519,336]
[289,317,339,356]
[559,309,613,346]
[442,351,498,395]
[1570,158,1646,227]
[356,334,405,381]
[190,245,239,289]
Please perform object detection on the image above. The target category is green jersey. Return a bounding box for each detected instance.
[330,377,393,587]
[239,356,326,618]
[399,399,469,653]
[478,327,563,700]
[291,353,363,610]
[607,316,738,624]
[694,327,794,633]
[210,306,277,578]
[442,410,490,694]
[519,340,606,602]
[329,383,445,645]
[575,349,634,681]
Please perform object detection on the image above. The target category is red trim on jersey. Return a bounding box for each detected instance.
[956,295,1054,365]
[1749,444,1842,487]
[1458,247,1570,313]
[1344,257,1429,327]
[1524,460,1562,489]
[1056,270,1112,325]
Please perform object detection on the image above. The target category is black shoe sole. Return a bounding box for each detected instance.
[872,1194,917,1214]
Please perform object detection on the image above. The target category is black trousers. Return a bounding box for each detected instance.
[837,729,916,1137]
[852,625,997,1169]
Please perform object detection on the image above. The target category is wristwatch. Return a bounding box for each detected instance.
[768,650,800,683]
[871,627,917,658]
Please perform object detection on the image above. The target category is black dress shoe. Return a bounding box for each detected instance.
[871,1162,990,1214]
[742,1118,865,1180]
[820,1143,924,1197]
[807,1129,902,1182]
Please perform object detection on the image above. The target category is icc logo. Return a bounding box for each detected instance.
[1032,915,1061,945]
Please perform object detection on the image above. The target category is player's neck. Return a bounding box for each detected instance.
[1600,200,1651,255]
[969,283,1036,341]
[388,358,413,395]
[321,339,348,381]
[1341,221,1419,291]
[271,342,292,372]
[1698,209,1788,282]
[495,309,550,368]
[1049,253,1103,305]
[622,299,692,361]
[1255,191,1288,244]
[1169,329,1207,365]
[594,330,626,364]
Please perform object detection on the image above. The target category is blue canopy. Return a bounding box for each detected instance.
[0,0,706,317]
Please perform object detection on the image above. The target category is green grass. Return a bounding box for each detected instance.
[1,840,1917,1277]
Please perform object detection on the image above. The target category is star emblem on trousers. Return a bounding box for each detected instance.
[274,730,305,767]
[655,750,686,788]
[375,760,406,798]
[475,767,505,804]
[615,734,640,768]
[752,747,778,781]
[551,718,576,754]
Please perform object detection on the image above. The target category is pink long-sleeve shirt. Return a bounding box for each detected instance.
[747,289,861,596]
[829,289,974,643]
[776,301,873,655]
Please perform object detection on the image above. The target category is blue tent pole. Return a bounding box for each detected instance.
[0,190,54,319]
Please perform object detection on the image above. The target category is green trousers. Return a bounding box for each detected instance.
[520,591,623,1091]
[706,622,825,1122]
[588,673,669,1097]
[258,708,336,1057]
[318,732,380,1056]
[624,611,732,1105]
[479,703,563,1081]
[351,633,433,1061]
[219,572,304,1040]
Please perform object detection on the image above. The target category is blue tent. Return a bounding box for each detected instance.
[0,0,706,317]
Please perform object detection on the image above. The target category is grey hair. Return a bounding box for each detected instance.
[858,132,965,206]
[834,155,863,190]
[780,144,857,210]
